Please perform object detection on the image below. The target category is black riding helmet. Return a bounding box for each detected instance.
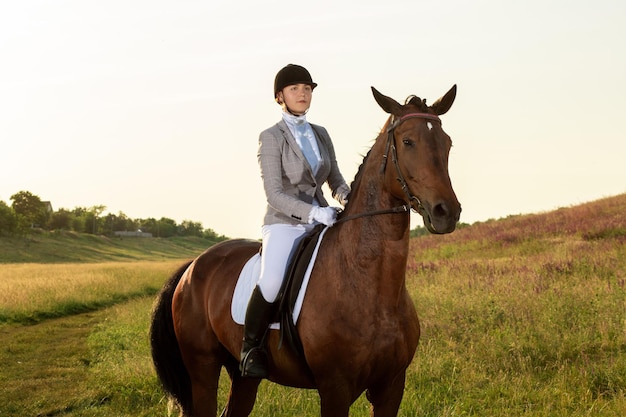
[274,64,317,98]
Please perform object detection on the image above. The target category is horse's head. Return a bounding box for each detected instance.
[371,85,461,234]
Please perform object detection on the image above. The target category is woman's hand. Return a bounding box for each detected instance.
[308,206,337,227]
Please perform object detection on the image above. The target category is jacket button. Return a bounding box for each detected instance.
[311,183,316,187]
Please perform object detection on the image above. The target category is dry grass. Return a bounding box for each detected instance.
[0,261,183,324]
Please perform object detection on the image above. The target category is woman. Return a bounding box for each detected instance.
[240,64,351,378]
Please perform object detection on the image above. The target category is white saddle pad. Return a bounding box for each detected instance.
[231,227,328,329]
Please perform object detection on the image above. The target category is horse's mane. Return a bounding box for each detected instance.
[344,148,373,210]
[342,121,389,213]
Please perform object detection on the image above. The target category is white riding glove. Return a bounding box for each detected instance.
[308,206,337,227]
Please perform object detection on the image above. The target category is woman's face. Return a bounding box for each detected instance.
[278,83,313,115]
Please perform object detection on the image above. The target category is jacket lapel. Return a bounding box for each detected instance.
[310,125,329,184]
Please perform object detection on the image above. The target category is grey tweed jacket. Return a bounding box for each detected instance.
[258,119,350,226]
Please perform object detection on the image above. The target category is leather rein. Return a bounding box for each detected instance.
[336,112,442,231]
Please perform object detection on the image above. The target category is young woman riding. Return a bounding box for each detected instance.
[240,64,351,378]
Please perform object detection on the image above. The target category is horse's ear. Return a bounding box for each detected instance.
[371,87,403,116]
[431,84,457,116]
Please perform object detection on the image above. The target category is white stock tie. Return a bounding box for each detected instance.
[295,120,320,174]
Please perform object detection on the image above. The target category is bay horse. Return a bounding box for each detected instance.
[150,85,461,417]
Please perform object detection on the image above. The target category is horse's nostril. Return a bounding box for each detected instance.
[432,202,449,218]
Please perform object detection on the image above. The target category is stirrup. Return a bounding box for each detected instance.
[240,346,268,378]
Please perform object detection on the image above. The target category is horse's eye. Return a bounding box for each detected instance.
[402,138,415,147]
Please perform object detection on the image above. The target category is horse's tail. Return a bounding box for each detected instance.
[150,261,194,416]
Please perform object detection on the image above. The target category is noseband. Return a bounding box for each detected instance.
[337,112,442,232]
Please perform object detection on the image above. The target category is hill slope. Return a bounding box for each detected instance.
[0,231,225,263]
[2,193,624,264]
[410,193,626,261]
[403,194,625,415]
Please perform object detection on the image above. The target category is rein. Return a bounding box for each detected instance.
[335,204,410,224]
[337,112,441,231]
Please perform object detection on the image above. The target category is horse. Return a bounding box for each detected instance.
[150,84,461,417]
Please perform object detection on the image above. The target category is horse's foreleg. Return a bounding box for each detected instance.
[319,400,351,417]
[366,370,407,417]
[317,383,353,417]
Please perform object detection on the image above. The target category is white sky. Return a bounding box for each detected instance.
[1,0,624,239]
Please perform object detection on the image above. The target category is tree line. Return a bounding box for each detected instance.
[0,190,227,241]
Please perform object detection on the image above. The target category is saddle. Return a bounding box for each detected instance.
[274,223,326,358]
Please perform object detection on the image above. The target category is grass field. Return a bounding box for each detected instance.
[0,194,624,416]
[0,230,217,264]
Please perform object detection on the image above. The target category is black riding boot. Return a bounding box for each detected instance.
[240,286,275,378]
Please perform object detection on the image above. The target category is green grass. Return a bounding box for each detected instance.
[401,194,626,416]
[0,229,216,263]
[0,195,625,416]
[85,298,172,416]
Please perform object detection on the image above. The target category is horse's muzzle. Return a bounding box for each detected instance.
[421,200,461,234]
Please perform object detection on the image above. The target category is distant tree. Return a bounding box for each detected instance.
[82,212,96,234]
[102,213,116,235]
[457,222,471,230]
[139,218,159,236]
[69,205,106,234]
[203,227,227,242]
[179,220,203,237]
[157,217,177,238]
[10,191,49,229]
[86,205,106,234]
[48,208,73,230]
[2,190,230,240]
[410,225,429,238]
[71,216,85,233]
[105,211,136,233]
[71,207,89,217]
[127,218,140,232]
[0,200,18,236]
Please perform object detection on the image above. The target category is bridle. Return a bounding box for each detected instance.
[336,112,442,233]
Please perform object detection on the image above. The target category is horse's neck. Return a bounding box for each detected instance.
[337,201,410,303]
[336,136,412,299]
[343,131,411,242]
[341,175,411,260]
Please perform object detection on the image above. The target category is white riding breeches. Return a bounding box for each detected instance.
[257,223,316,303]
